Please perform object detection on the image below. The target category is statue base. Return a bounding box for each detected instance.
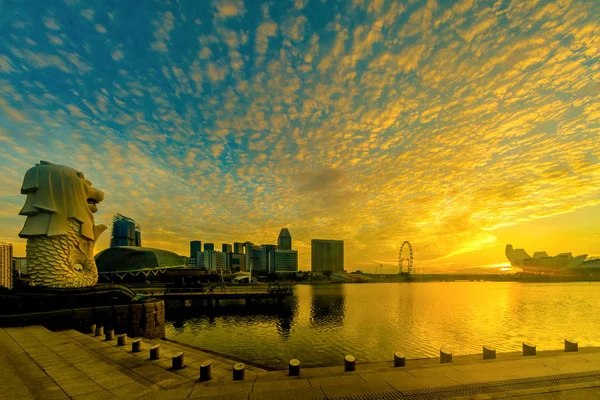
[0,284,165,339]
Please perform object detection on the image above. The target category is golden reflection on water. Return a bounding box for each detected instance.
[166,282,600,368]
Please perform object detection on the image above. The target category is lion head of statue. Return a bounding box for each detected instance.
[18,160,105,240]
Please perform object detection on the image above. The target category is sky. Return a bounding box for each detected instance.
[0,0,599,273]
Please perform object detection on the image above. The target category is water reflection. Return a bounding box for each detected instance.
[165,283,600,369]
[310,285,345,328]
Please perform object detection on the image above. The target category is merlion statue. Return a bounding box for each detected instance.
[18,161,107,288]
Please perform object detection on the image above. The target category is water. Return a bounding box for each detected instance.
[164,282,600,369]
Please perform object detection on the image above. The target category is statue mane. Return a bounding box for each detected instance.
[18,161,102,241]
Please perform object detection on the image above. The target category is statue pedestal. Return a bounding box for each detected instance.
[0,284,165,339]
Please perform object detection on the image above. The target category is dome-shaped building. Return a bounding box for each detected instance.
[95,246,186,283]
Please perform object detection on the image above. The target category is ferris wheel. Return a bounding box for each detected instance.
[398,241,413,274]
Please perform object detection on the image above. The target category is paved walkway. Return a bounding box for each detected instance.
[2,326,600,399]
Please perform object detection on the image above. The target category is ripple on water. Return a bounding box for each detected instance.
[165,282,600,369]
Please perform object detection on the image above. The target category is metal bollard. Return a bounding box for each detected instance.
[393,352,406,367]
[483,346,496,360]
[95,326,104,337]
[172,352,184,370]
[199,360,212,381]
[344,355,356,371]
[288,359,301,376]
[233,363,245,380]
[150,344,160,360]
[117,334,127,346]
[88,324,96,334]
[105,330,115,341]
[565,339,578,352]
[523,342,536,356]
[440,348,452,363]
[132,339,142,353]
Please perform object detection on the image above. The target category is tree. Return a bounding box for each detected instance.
[323,270,332,280]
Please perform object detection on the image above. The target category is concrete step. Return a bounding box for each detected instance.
[57,329,195,392]
[3,325,162,399]
[68,328,267,385]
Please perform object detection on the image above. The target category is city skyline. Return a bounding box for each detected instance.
[1,0,599,273]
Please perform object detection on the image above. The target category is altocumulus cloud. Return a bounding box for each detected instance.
[0,0,599,271]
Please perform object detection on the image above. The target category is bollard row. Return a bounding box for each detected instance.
[86,326,582,370]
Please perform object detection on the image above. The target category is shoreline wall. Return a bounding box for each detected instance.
[0,299,165,339]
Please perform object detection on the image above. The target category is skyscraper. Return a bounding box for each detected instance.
[275,250,298,273]
[234,242,244,254]
[190,241,201,258]
[278,228,292,250]
[0,242,13,289]
[110,214,141,247]
[222,244,233,253]
[262,244,277,273]
[311,239,344,273]
[204,243,214,251]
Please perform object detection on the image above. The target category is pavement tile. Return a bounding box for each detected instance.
[388,375,458,391]
[253,379,311,393]
[358,370,415,383]
[72,389,118,400]
[248,387,326,400]
[189,381,254,398]
[145,371,190,389]
[57,377,105,397]
[308,374,365,388]
[321,381,397,398]
[137,387,194,400]
[190,394,249,400]
[43,366,87,382]
[108,381,154,399]
[132,364,170,378]
[90,371,137,390]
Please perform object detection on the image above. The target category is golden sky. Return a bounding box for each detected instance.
[0,0,599,272]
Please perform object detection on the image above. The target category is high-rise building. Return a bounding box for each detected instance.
[275,250,298,273]
[261,244,277,273]
[190,241,201,259]
[234,242,244,254]
[245,242,265,273]
[311,239,344,273]
[110,214,141,247]
[12,257,27,277]
[278,228,292,250]
[0,242,13,289]
[204,243,214,251]
[222,244,233,253]
[197,249,226,271]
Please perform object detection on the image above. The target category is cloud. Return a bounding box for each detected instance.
[43,17,60,30]
[80,9,94,20]
[214,0,245,18]
[1,0,600,273]
[151,11,175,52]
[111,48,124,61]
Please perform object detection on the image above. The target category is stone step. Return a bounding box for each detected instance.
[57,329,195,391]
[74,328,267,384]
[4,325,162,399]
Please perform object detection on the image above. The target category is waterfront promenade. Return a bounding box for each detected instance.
[3,326,600,399]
